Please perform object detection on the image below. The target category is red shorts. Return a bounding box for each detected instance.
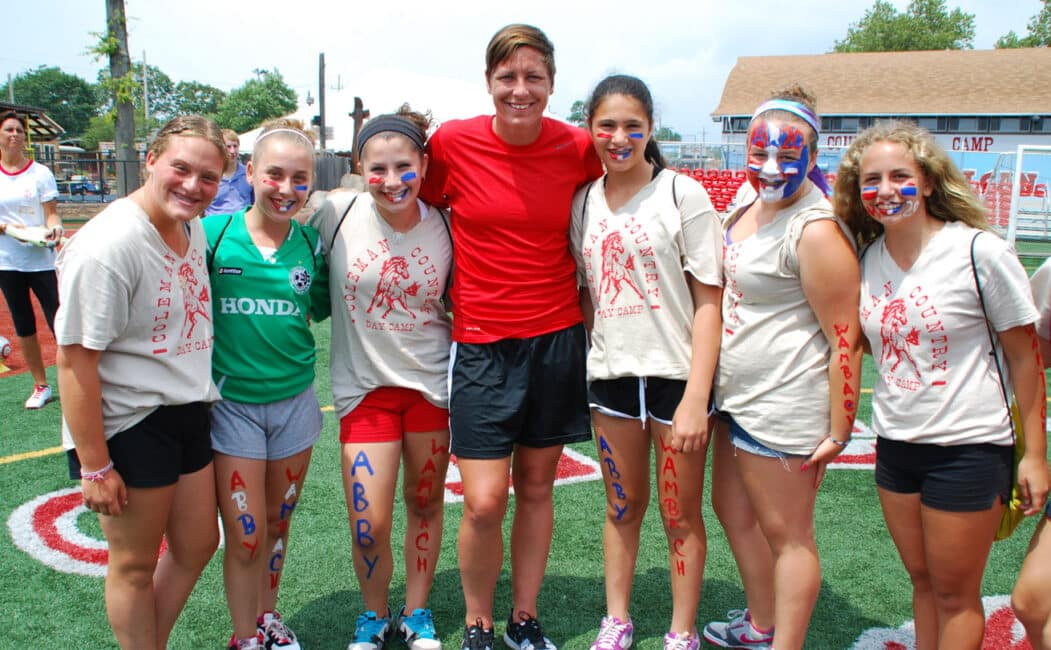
[340,387,449,443]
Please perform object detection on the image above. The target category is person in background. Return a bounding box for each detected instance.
[836,120,1048,649]
[1015,256,1051,649]
[703,86,859,650]
[0,110,63,408]
[571,74,722,650]
[206,128,254,216]
[56,114,226,649]
[420,23,603,650]
[206,119,327,650]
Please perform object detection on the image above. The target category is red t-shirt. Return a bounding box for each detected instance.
[422,115,603,343]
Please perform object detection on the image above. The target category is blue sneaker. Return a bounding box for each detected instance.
[398,607,441,649]
[349,610,392,650]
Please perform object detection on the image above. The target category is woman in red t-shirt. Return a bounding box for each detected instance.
[421,23,602,650]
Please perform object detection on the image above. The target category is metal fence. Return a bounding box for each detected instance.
[43,151,350,204]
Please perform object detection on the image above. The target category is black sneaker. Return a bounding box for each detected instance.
[461,619,494,650]
[504,610,556,650]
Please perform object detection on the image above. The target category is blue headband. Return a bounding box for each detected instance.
[751,99,832,197]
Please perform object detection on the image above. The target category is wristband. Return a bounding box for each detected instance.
[828,436,851,449]
[80,460,114,482]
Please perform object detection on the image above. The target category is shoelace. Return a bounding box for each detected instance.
[665,633,696,650]
[513,613,547,645]
[403,610,436,637]
[466,619,493,650]
[264,617,294,643]
[593,619,629,649]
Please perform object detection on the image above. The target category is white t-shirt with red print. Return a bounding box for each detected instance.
[714,186,854,455]
[860,220,1037,446]
[0,161,59,272]
[571,169,723,382]
[309,192,453,419]
[55,198,220,445]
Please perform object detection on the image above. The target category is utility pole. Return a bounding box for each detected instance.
[350,97,370,172]
[106,0,139,195]
[142,50,149,133]
[318,53,326,152]
[6,74,12,103]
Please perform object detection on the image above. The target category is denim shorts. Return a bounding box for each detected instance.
[719,412,802,460]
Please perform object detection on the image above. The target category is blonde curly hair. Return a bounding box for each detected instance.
[833,120,988,248]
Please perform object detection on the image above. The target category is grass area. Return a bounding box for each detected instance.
[0,320,1043,648]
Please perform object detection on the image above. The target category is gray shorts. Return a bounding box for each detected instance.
[210,385,323,460]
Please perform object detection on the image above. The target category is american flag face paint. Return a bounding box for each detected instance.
[745,119,810,202]
[858,140,930,225]
[861,179,920,222]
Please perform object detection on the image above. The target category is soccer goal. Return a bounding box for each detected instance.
[983,145,1051,259]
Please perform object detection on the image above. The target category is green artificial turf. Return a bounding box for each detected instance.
[0,319,1044,648]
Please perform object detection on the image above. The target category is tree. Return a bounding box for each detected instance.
[174,81,226,117]
[997,0,1051,47]
[98,0,139,193]
[566,100,586,126]
[0,67,98,136]
[215,70,298,133]
[96,62,177,130]
[833,0,975,52]
[655,126,682,141]
[80,114,115,152]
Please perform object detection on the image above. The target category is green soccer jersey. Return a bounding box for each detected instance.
[204,209,328,403]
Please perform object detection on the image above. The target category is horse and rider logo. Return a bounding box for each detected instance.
[368,257,420,320]
[600,232,643,304]
[879,298,921,380]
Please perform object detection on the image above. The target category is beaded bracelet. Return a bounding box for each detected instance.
[80,460,114,482]
[828,436,851,449]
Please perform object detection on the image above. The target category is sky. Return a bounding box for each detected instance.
[1,0,1043,142]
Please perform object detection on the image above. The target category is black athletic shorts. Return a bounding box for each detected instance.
[449,323,591,459]
[0,269,58,336]
[875,436,1012,512]
[588,376,686,424]
[67,402,213,488]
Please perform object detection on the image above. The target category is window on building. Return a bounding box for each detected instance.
[731,117,750,132]
[993,118,1020,132]
[956,118,978,131]
[859,117,874,129]
[822,117,842,131]
[918,118,938,130]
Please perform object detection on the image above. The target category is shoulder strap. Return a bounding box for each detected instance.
[207,214,235,274]
[971,231,1016,443]
[672,173,681,209]
[295,223,318,273]
[438,209,453,304]
[329,194,359,252]
[582,180,596,222]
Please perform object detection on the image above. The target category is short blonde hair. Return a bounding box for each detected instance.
[251,118,316,165]
[485,24,555,81]
[149,115,227,165]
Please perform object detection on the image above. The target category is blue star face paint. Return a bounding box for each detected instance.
[746,119,811,202]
